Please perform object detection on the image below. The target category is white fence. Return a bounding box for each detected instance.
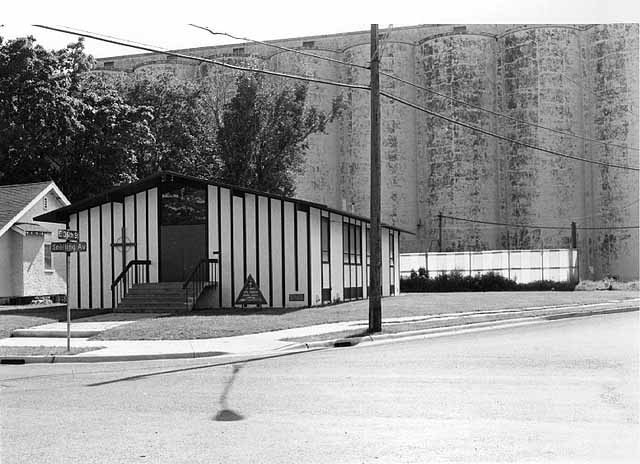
[400,249,579,284]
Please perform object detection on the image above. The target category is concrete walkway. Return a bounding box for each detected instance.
[1,297,638,364]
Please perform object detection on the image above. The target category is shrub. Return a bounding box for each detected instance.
[400,271,576,292]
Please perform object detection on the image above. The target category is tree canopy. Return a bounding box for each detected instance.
[0,35,344,201]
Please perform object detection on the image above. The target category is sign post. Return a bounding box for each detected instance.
[53,229,85,352]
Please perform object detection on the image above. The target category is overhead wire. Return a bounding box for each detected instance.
[193,26,640,153]
[380,90,640,172]
[33,25,371,91]
[439,214,639,230]
[189,24,370,70]
[37,24,640,172]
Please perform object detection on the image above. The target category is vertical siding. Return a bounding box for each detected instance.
[219,188,233,307]
[282,202,296,306]
[245,194,257,280]
[381,227,390,297]
[147,189,159,283]
[135,193,147,262]
[89,207,101,308]
[290,207,307,307]
[258,196,271,304]
[111,203,124,284]
[68,213,78,310]
[78,209,89,308]
[309,208,322,306]
[362,225,368,299]
[207,185,218,258]
[100,203,112,308]
[395,232,401,295]
[330,212,343,302]
[232,194,244,304]
[270,198,283,307]
[124,195,136,267]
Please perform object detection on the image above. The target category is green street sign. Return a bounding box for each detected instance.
[51,241,87,253]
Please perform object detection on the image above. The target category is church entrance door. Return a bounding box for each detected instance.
[159,182,207,282]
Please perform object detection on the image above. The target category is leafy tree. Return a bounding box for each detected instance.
[216,75,344,196]
[0,36,153,201]
[114,72,218,179]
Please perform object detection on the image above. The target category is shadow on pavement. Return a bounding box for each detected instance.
[214,364,245,421]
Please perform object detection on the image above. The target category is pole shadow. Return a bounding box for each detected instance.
[214,364,245,421]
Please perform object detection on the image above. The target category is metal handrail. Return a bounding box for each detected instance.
[183,253,220,310]
[111,260,151,308]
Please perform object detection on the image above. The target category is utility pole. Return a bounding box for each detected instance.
[369,24,382,333]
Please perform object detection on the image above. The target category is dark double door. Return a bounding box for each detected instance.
[159,181,208,282]
[160,224,207,282]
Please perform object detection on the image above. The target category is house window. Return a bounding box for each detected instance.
[103,61,114,68]
[302,41,315,48]
[43,197,48,210]
[44,244,53,271]
[233,47,245,56]
[342,221,363,301]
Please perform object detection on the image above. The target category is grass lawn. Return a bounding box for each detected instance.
[0,346,103,357]
[0,307,110,339]
[92,290,639,341]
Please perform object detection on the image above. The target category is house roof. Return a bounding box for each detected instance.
[0,181,70,239]
[12,222,51,236]
[34,171,414,235]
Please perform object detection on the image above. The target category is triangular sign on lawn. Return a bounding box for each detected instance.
[235,274,267,306]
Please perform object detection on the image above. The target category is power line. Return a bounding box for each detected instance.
[380,90,640,172]
[381,71,640,152]
[189,24,370,70]
[440,214,639,230]
[196,26,639,153]
[33,25,371,92]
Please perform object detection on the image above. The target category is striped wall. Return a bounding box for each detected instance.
[66,182,402,310]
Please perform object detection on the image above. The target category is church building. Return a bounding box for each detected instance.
[35,172,406,311]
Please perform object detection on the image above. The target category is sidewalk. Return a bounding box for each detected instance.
[1,297,638,364]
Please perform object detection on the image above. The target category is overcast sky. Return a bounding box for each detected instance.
[2,0,639,58]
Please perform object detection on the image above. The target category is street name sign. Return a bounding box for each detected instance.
[58,229,79,241]
[51,241,87,253]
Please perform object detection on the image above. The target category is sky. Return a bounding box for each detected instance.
[2,0,639,58]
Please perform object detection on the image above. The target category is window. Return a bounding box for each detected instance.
[43,197,48,211]
[321,216,331,303]
[321,216,330,263]
[302,41,315,48]
[44,244,52,271]
[233,47,245,56]
[389,231,395,295]
[342,221,363,300]
[103,61,114,68]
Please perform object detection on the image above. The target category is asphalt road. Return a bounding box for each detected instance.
[1,312,638,463]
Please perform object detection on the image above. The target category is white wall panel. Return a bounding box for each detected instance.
[232,195,244,305]
[100,203,113,308]
[90,207,101,308]
[283,202,296,306]
[309,208,322,306]
[258,196,271,305]
[330,213,343,302]
[135,193,147,262]
[219,188,232,307]
[124,195,136,266]
[270,199,283,308]
[381,227,390,297]
[78,209,89,308]
[147,189,159,283]
[245,194,257,282]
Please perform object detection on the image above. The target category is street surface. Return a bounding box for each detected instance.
[1,312,638,463]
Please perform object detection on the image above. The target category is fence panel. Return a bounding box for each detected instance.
[400,248,579,283]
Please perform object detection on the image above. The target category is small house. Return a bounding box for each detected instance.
[0,181,70,304]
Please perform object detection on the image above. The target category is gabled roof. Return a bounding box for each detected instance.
[34,171,414,235]
[0,181,70,239]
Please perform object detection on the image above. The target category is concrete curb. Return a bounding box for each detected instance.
[11,329,104,338]
[1,305,637,364]
[292,305,640,351]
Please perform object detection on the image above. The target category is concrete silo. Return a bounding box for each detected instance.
[416,28,499,252]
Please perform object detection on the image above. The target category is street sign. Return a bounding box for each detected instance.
[51,241,87,253]
[235,274,267,307]
[58,229,79,241]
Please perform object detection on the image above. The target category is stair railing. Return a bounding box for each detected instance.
[111,260,151,308]
[183,253,220,310]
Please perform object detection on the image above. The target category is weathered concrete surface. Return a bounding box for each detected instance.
[97,24,639,279]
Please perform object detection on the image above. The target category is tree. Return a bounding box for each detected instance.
[0,36,153,201]
[216,75,344,196]
[115,72,218,179]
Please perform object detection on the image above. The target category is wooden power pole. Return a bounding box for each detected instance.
[369,24,382,333]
